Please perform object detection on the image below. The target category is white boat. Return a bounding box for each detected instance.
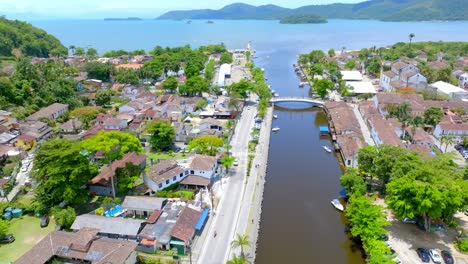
[272,127,280,132]
[331,199,344,211]
[274,93,279,97]
[323,146,332,153]
[273,115,278,119]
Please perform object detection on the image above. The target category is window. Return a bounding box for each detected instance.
[158,183,162,188]
[173,176,176,181]
[347,160,351,166]
[185,171,189,175]
[190,170,194,174]
[180,173,183,177]
[166,180,169,185]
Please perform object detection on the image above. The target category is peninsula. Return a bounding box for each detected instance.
[157,0,468,22]
[104,17,142,21]
[279,14,327,24]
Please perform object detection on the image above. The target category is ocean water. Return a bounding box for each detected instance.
[31,19,468,55]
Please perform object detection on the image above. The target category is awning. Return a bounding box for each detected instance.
[195,209,209,231]
[170,239,185,246]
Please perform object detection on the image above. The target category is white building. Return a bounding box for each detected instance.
[428,81,468,100]
[217,64,232,87]
[346,81,376,94]
[340,70,363,82]
[459,73,468,89]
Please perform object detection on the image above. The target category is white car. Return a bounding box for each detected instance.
[233,161,239,166]
[21,167,28,173]
[429,249,442,264]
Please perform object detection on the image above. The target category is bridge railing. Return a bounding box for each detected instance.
[270,97,324,104]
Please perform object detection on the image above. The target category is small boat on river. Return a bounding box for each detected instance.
[323,146,332,153]
[272,127,280,132]
[331,199,344,211]
[273,115,278,119]
[273,93,279,97]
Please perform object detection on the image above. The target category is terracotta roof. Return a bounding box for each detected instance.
[59,119,82,131]
[89,152,146,187]
[26,103,68,121]
[382,71,397,78]
[115,63,143,69]
[409,127,434,143]
[325,102,362,135]
[336,132,367,160]
[439,122,468,131]
[180,175,210,186]
[389,80,406,89]
[400,69,418,79]
[104,118,125,127]
[368,116,404,147]
[376,93,425,112]
[15,228,137,264]
[200,118,221,126]
[189,155,217,171]
[392,61,408,71]
[83,125,104,139]
[147,160,185,185]
[94,113,112,123]
[170,207,202,244]
[16,134,36,142]
[147,210,162,224]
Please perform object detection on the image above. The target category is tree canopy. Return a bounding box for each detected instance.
[179,76,209,96]
[33,139,98,206]
[84,62,112,81]
[80,131,143,161]
[188,136,223,156]
[146,121,176,151]
[161,76,178,93]
[312,78,334,99]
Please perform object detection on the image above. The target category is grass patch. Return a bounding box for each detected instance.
[147,152,185,163]
[0,216,55,262]
[155,183,194,200]
[246,154,255,177]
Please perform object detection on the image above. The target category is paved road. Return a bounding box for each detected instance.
[1,158,33,202]
[195,99,257,264]
[352,104,375,146]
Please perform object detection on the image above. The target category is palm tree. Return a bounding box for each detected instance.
[408,116,424,141]
[440,135,455,152]
[226,255,247,264]
[231,233,250,258]
[390,102,412,139]
[408,33,415,48]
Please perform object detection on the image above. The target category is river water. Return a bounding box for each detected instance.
[31,19,468,264]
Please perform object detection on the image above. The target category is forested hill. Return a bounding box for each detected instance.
[0,17,68,58]
[157,0,468,22]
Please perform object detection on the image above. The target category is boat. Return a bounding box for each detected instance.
[274,93,279,97]
[272,127,280,132]
[206,20,214,24]
[273,115,278,119]
[299,82,304,88]
[331,199,344,211]
[323,146,332,153]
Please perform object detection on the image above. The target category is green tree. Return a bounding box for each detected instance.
[86,48,98,59]
[179,76,209,96]
[115,163,141,195]
[387,101,412,138]
[328,49,336,57]
[95,89,112,106]
[219,52,233,64]
[229,79,254,99]
[344,59,357,70]
[84,62,112,81]
[114,69,140,85]
[365,57,381,77]
[340,168,366,196]
[188,136,223,156]
[147,121,175,151]
[423,107,444,127]
[0,219,9,237]
[440,135,455,152]
[230,233,250,258]
[161,76,178,93]
[226,255,247,264]
[80,131,143,161]
[312,79,334,99]
[205,59,215,81]
[143,58,164,79]
[309,63,323,79]
[308,50,326,64]
[70,106,104,129]
[221,155,236,173]
[436,66,456,84]
[53,207,76,228]
[33,139,98,206]
[74,47,85,56]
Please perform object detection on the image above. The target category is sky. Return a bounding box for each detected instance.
[0,0,362,20]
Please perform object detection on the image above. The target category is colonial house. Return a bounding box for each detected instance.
[26,103,69,121]
[373,93,426,117]
[59,118,83,134]
[199,118,223,131]
[336,132,367,167]
[380,60,427,91]
[459,73,468,89]
[144,155,218,192]
[433,122,468,138]
[71,215,143,241]
[119,101,145,113]
[169,207,202,255]
[88,152,146,196]
[15,228,138,264]
[408,127,436,146]
[94,113,113,125]
[18,121,53,142]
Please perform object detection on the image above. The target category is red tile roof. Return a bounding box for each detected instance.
[170,207,202,244]
[89,152,146,187]
[147,210,162,224]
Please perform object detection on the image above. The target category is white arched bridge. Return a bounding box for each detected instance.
[270,97,324,106]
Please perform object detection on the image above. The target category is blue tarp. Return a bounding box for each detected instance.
[319,126,329,133]
[195,209,209,231]
[339,188,348,198]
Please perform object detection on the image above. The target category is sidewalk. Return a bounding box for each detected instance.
[351,104,375,146]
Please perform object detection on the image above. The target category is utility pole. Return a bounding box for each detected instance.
[110,159,116,199]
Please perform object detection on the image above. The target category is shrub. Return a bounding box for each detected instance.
[456,238,468,253]
[53,207,76,229]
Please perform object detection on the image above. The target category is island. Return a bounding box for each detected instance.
[104,17,142,21]
[280,14,327,24]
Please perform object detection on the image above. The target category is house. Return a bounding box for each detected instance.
[59,118,83,134]
[433,122,468,138]
[408,127,435,146]
[336,132,367,167]
[144,155,218,192]
[122,196,167,218]
[15,134,37,151]
[71,215,144,240]
[18,121,54,142]
[115,63,143,70]
[104,118,128,130]
[325,102,362,135]
[88,152,146,196]
[367,115,404,147]
[340,70,363,82]
[428,81,468,100]
[373,93,426,117]
[345,81,377,95]
[94,113,113,125]
[459,73,468,89]
[26,103,69,121]
[169,207,202,255]
[0,110,18,130]
[402,70,427,89]
[15,228,138,264]
[119,101,145,113]
[199,118,223,131]
[380,60,426,91]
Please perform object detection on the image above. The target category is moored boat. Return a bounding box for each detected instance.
[272,127,280,132]
[323,146,332,153]
[331,199,344,211]
[273,115,278,119]
[273,93,279,97]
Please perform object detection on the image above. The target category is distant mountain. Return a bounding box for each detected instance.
[157,0,468,22]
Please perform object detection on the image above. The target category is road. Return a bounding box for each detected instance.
[1,158,33,202]
[195,99,257,264]
[352,104,375,146]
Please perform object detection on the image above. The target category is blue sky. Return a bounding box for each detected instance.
[1,0,362,19]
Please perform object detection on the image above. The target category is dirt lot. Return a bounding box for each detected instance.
[375,198,468,264]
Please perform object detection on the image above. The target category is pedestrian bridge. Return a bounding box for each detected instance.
[270,97,324,106]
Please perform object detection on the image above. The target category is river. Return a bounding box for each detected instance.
[30,19,468,264]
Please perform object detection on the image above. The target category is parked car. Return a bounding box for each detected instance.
[40,215,49,228]
[402,217,417,224]
[441,250,454,264]
[416,248,431,263]
[429,249,442,264]
[233,160,239,166]
[0,235,15,244]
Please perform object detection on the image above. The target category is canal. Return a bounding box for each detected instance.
[254,47,365,263]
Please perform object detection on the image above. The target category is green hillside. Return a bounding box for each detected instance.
[157,0,468,22]
[0,17,67,58]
